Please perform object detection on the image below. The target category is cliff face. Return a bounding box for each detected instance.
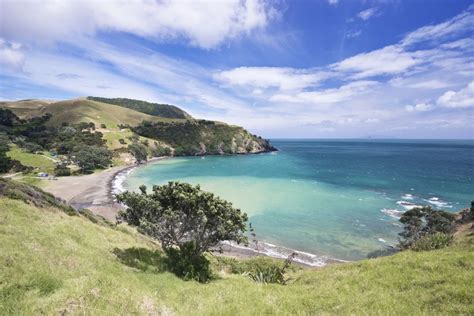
[132,120,276,156]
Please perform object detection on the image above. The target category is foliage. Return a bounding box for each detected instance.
[128,142,148,163]
[0,108,19,127]
[0,133,13,173]
[54,164,71,177]
[244,253,296,285]
[87,96,190,119]
[151,144,172,157]
[410,232,453,251]
[71,145,112,173]
[132,120,275,156]
[117,181,248,282]
[399,206,456,249]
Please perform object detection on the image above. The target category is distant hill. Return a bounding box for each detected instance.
[0,97,275,156]
[87,96,191,119]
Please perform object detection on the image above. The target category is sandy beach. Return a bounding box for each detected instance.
[43,165,132,221]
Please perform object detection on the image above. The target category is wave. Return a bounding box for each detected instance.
[424,197,452,208]
[401,193,414,200]
[396,200,422,210]
[111,167,136,197]
[220,240,348,267]
[380,208,404,219]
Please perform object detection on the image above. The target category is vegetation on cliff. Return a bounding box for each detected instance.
[87,96,191,120]
[132,119,276,156]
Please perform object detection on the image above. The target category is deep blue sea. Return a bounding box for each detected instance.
[120,139,474,265]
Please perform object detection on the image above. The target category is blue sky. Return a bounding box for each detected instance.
[0,0,473,139]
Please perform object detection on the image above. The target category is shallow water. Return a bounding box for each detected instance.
[121,139,474,263]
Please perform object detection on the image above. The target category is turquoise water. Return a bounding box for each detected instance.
[121,139,474,262]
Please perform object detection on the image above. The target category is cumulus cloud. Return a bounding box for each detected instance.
[358,7,379,21]
[437,82,474,108]
[0,0,276,49]
[0,38,25,71]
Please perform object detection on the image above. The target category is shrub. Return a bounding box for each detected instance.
[100,123,107,129]
[128,143,148,163]
[410,232,453,251]
[244,253,296,285]
[54,165,71,177]
[118,138,127,145]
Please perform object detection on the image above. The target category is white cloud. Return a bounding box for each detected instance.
[402,5,474,47]
[270,80,378,104]
[345,30,362,38]
[391,78,451,90]
[358,8,379,21]
[0,0,276,49]
[333,45,419,78]
[405,103,432,112]
[0,38,25,71]
[328,0,339,6]
[437,82,474,108]
[215,67,329,91]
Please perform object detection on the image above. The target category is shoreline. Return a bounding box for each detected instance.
[44,155,345,267]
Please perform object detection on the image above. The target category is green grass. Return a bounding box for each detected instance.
[6,145,56,172]
[1,196,473,315]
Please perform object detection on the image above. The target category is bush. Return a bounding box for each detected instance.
[164,243,213,282]
[410,233,453,251]
[118,138,126,145]
[128,143,148,163]
[54,165,71,177]
[244,253,296,285]
[100,123,107,129]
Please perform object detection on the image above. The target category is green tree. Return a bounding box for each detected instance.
[398,206,456,249]
[0,133,13,173]
[71,145,112,173]
[117,182,248,282]
[128,143,148,163]
[0,108,18,127]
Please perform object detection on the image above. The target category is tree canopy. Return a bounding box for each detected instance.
[117,181,248,281]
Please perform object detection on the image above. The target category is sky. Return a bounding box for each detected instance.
[0,0,473,139]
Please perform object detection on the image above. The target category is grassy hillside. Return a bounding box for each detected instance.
[87,96,192,120]
[1,182,473,315]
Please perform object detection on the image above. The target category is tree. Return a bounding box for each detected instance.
[0,108,18,127]
[398,206,456,249]
[71,145,112,173]
[128,143,148,164]
[0,134,13,173]
[117,182,248,281]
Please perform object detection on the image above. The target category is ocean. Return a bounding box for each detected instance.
[119,139,474,265]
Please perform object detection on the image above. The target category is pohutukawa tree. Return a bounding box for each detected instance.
[116,181,248,281]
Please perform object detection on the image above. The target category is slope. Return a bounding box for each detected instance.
[87,96,192,120]
[1,180,473,315]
